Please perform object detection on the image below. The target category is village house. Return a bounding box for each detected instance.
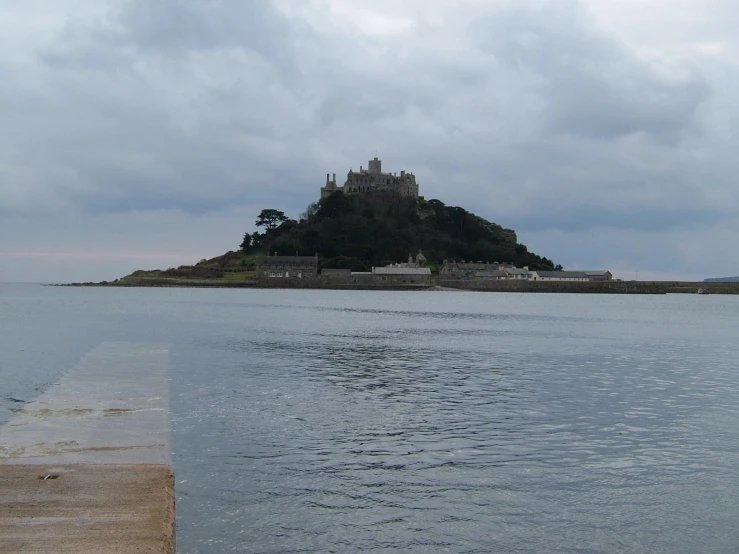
[505,267,534,280]
[255,254,319,282]
[438,261,533,280]
[439,261,502,280]
[580,270,613,281]
[439,261,612,282]
[320,252,431,286]
[258,253,611,286]
[369,265,432,285]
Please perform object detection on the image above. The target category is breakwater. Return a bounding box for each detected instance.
[434,279,732,294]
[62,277,739,294]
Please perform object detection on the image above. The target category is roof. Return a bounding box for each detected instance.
[348,170,398,179]
[373,267,431,275]
[505,268,531,276]
[256,255,317,265]
[451,263,499,270]
[536,271,588,278]
[474,270,508,278]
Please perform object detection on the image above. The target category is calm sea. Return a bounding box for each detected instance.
[2,283,739,553]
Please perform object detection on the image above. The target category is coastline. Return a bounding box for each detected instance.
[48,279,739,294]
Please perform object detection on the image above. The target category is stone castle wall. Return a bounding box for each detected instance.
[321,157,419,199]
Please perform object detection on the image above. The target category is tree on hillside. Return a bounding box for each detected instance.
[251,232,266,248]
[256,209,289,229]
[240,233,252,251]
[300,202,319,222]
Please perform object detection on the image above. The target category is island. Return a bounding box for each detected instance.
[72,158,739,295]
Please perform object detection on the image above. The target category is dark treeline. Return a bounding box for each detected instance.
[241,192,558,271]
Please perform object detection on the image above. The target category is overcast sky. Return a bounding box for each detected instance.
[1,0,738,282]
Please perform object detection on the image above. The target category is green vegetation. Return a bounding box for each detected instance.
[242,192,557,271]
[255,209,289,230]
[118,192,558,282]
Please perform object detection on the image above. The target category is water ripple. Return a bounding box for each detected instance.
[168,293,739,553]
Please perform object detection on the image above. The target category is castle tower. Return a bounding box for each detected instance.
[321,172,337,199]
[368,157,381,175]
[325,173,336,188]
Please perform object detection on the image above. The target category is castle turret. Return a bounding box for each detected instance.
[368,157,381,175]
[321,172,337,199]
[325,173,336,189]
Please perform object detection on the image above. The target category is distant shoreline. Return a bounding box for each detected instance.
[48,279,739,294]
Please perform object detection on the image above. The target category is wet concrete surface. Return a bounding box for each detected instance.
[0,343,175,552]
[0,464,175,553]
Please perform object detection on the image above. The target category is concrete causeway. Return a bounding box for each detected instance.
[0,464,175,553]
[0,342,175,553]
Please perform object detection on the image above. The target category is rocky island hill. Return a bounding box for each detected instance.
[78,155,738,294]
[120,191,559,285]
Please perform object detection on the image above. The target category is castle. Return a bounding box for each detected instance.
[321,157,419,199]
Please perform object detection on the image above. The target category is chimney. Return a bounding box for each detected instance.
[332,173,336,182]
[326,173,329,184]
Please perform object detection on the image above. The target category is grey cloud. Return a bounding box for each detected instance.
[43,0,298,61]
[11,0,720,221]
[545,61,709,143]
[510,206,722,234]
[472,2,711,143]
[13,1,326,216]
[119,0,298,60]
[2,0,739,280]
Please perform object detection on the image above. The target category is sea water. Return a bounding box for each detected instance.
[2,283,739,553]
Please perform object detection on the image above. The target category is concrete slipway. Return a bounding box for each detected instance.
[0,342,175,553]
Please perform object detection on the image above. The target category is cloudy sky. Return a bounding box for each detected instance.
[1,0,738,282]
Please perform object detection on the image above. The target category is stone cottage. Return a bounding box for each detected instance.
[255,254,318,282]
